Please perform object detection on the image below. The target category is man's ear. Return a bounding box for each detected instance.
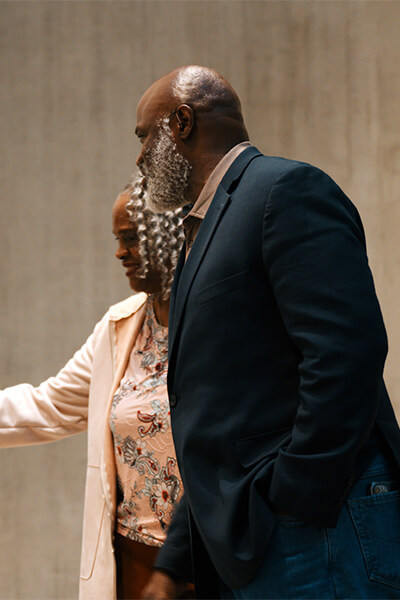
[174,104,194,140]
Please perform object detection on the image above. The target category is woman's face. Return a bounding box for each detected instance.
[112,192,163,295]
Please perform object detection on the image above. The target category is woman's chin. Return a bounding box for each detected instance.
[129,277,144,293]
[129,279,160,296]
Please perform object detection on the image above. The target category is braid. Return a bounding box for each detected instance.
[125,174,185,299]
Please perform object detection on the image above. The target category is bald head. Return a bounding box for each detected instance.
[135,65,249,208]
[137,66,245,127]
[170,66,244,120]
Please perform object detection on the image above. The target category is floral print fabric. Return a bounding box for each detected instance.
[110,297,182,547]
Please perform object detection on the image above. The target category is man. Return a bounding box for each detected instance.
[135,66,400,599]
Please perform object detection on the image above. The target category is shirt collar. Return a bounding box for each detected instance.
[185,141,251,221]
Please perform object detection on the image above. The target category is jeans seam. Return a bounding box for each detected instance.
[359,466,396,479]
[325,528,339,599]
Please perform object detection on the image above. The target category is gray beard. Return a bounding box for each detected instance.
[141,120,192,213]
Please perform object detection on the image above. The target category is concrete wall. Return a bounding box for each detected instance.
[0,1,399,597]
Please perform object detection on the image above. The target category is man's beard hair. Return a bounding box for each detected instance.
[141,119,192,213]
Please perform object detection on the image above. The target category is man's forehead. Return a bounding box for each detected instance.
[136,77,174,127]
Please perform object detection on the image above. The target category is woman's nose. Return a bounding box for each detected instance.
[115,244,128,260]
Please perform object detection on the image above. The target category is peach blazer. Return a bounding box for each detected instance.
[0,292,148,599]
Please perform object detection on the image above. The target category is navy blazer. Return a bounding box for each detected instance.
[155,147,400,591]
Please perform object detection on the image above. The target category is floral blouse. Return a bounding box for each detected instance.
[109,297,182,547]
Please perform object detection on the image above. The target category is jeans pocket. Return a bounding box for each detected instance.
[348,489,400,589]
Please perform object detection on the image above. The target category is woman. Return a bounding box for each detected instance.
[0,175,188,599]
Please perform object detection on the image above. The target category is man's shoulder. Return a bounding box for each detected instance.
[242,150,339,196]
[251,151,318,179]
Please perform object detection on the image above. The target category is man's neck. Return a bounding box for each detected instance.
[186,147,236,205]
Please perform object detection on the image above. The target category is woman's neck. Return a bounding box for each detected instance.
[152,294,170,327]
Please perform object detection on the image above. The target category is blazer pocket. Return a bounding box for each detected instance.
[236,427,292,469]
[197,270,249,305]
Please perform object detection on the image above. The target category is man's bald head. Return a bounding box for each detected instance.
[170,66,244,121]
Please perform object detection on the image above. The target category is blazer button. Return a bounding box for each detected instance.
[169,394,177,407]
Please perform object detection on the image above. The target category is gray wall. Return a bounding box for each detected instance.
[1,1,399,598]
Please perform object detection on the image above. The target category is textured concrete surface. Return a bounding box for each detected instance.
[0,1,399,598]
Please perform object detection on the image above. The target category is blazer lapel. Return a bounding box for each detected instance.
[169,186,231,356]
[169,146,262,361]
[100,300,147,516]
[168,241,186,348]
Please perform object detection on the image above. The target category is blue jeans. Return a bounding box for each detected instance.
[219,441,400,599]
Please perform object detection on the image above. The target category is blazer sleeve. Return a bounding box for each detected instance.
[262,164,388,526]
[0,314,108,447]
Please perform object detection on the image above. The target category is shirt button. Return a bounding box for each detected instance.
[169,394,177,407]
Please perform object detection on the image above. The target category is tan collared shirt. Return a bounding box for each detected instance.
[184,141,251,257]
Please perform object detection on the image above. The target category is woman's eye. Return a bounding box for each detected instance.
[124,235,139,245]
[115,235,138,246]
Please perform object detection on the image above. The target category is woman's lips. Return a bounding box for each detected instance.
[124,264,140,277]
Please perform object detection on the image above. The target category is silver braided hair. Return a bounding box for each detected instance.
[125,174,185,299]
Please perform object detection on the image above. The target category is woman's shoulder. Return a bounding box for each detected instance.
[108,292,148,322]
[88,293,148,348]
